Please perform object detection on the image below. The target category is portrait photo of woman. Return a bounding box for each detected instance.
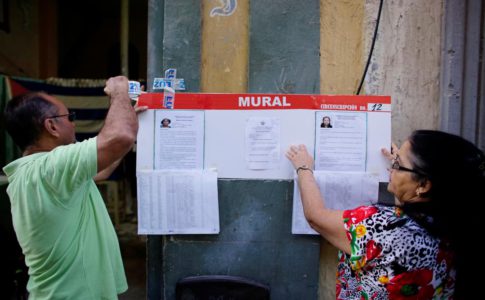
[320,116,332,128]
[161,118,171,128]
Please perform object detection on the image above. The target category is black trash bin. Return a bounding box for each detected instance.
[176,275,270,300]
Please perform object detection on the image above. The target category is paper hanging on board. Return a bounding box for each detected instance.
[292,171,379,235]
[137,169,219,235]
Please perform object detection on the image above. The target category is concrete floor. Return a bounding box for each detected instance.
[118,222,147,300]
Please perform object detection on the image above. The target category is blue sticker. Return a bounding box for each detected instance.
[153,69,186,91]
[128,81,141,100]
[165,68,177,79]
[163,94,174,109]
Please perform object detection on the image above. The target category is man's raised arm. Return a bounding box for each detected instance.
[97,76,138,172]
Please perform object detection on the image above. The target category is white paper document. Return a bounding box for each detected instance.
[137,169,219,235]
[245,117,280,170]
[154,110,205,170]
[315,111,367,172]
[292,171,379,235]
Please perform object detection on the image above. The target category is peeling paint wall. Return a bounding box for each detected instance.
[364,0,443,145]
[318,1,443,299]
[201,0,249,92]
[320,0,364,94]
[174,1,444,299]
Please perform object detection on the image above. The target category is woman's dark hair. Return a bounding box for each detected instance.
[4,92,58,151]
[405,130,484,299]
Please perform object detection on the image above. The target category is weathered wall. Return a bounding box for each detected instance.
[320,0,443,148]
[159,1,444,299]
[440,0,485,149]
[364,0,443,145]
[153,1,444,298]
[318,1,442,299]
[201,0,249,92]
[151,0,322,298]
[319,2,365,298]
[320,0,364,94]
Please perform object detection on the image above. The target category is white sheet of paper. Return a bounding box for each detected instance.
[154,110,205,170]
[137,169,219,235]
[315,111,367,172]
[245,117,280,170]
[292,171,379,235]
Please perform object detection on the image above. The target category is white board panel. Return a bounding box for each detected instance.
[137,109,391,180]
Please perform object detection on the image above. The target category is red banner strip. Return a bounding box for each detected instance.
[138,93,390,111]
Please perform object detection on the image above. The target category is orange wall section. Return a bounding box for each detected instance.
[201,0,249,93]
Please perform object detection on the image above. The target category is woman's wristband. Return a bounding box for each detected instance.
[296,165,313,174]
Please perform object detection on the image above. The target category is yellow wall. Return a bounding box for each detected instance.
[201,0,249,93]
[320,0,364,94]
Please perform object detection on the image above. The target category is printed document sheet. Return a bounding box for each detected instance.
[315,111,367,172]
[154,110,204,170]
[245,117,281,170]
[137,169,219,234]
[292,171,379,235]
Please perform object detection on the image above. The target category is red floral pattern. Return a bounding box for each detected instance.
[386,269,435,299]
[337,205,455,300]
[343,206,378,225]
[366,240,382,261]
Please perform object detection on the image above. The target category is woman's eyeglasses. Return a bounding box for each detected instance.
[46,112,76,122]
[391,158,425,176]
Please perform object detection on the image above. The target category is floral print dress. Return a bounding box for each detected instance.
[337,205,455,300]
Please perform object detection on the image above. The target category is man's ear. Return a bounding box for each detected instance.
[44,118,60,138]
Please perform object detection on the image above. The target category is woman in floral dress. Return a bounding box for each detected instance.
[286,130,483,299]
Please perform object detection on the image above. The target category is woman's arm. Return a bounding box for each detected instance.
[286,144,351,254]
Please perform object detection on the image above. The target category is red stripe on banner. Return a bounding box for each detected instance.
[8,78,30,97]
[138,93,391,111]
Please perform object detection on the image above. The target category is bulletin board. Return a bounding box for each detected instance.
[136,92,391,299]
[136,93,391,181]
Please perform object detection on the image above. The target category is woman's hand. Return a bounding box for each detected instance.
[286,144,314,170]
[381,142,398,161]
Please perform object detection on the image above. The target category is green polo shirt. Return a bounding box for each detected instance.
[3,138,127,299]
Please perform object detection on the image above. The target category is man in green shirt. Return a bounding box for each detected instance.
[3,76,139,299]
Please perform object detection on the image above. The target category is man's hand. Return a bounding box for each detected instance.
[134,103,148,114]
[104,76,129,98]
[97,76,138,173]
